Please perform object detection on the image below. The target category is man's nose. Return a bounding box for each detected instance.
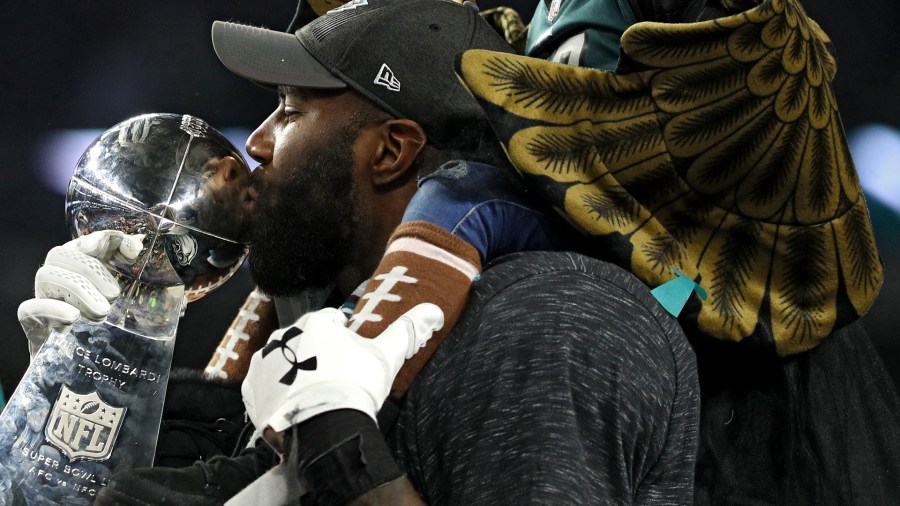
[246,110,277,165]
[215,156,246,183]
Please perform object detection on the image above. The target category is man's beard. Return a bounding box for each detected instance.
[246,133,356,296]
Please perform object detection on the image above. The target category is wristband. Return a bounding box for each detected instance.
[288,409,403,505]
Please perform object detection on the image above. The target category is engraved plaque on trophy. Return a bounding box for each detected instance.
[0,114,251,505]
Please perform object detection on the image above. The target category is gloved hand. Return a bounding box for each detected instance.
[17,230,144,357]
[242,304,444,434]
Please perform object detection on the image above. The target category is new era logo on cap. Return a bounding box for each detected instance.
[374,63,400,91]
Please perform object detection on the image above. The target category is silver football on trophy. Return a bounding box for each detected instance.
[65,113,251,302]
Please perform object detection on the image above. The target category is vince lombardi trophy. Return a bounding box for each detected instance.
[0,113,251,505]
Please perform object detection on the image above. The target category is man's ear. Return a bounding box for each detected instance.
[369,119,426,186]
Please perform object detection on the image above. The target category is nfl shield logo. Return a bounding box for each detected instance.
[44,385,127,462]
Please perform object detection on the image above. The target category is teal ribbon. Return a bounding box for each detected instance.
[650,268,707,318]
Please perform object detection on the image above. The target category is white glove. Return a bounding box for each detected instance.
[17,230,144,357]
[242,304,444,433]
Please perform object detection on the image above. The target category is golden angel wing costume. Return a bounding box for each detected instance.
[456,0,882,355]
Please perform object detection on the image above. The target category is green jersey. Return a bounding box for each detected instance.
[525,0,637,71]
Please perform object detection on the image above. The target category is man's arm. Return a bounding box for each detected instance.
[349,478,422,506]
[243,305,443,505]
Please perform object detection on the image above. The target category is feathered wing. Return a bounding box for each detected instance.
[456,0,882,354]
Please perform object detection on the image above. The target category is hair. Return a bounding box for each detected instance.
[412,119,510,178]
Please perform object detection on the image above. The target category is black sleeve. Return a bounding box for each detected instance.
[392,252,700,505]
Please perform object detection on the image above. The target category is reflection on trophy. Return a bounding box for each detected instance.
[0,114,250,505]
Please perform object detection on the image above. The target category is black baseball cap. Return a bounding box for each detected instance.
[211,0,513,146]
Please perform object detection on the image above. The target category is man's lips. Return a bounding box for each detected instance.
[243,186,258,212]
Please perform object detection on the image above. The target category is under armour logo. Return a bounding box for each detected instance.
[374,63,400,92]
[262,327,317,385]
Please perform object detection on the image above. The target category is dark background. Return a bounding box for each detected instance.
[1,0,898,399]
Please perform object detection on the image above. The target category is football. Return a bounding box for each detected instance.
[81,401,100,414]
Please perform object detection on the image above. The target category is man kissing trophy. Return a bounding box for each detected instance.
[0,113,251,505]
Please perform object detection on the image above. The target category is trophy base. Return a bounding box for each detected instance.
[0,320,176,505]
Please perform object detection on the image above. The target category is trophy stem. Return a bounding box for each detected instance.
[107,280,186,339]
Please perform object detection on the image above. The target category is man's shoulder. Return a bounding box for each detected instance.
[476,250,654,304]
[463,250,682,340]
[433,250,695,394]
